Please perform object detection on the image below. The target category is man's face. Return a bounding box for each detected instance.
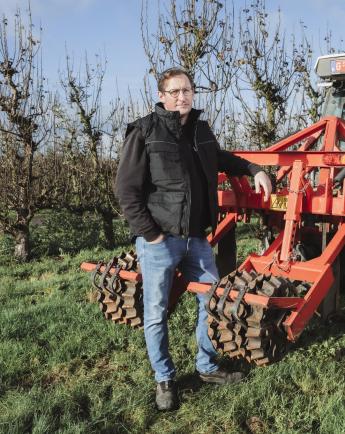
[158,74,194,121]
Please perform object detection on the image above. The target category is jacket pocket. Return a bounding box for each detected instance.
[147,191,185,235]
[149,149,183,182]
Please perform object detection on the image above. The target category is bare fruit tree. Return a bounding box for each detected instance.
[292,31,324,126]
[0,10,53,260]
[57,54,125,248]
[233,1,322,150]
[141,0,238,131]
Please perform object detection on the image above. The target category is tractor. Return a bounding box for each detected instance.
[81,53,345,366]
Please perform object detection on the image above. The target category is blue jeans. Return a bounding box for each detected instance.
[135,235,219,382]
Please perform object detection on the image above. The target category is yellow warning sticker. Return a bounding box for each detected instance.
[270,194,288,211]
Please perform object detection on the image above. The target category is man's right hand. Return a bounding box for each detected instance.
[147,233,165,244]
[254,170,272,202]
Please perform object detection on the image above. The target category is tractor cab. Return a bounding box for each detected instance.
[315,53,345,119]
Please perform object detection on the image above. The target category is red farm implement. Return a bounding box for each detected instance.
[81,54,345,366]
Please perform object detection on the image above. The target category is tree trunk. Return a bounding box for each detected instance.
[14,226,30,261]
[100,211,115,249]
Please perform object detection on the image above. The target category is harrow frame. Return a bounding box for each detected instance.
[81,115,345,362]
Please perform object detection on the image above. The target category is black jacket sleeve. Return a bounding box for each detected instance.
[218,149,262,177]
[114,127,161,242]
[203,122,263,177]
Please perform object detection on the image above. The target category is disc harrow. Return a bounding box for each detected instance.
[92,251,144,328]
[206,270,310,366]
[82,94,345,367]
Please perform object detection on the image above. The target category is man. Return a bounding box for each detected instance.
[115,68,272,411]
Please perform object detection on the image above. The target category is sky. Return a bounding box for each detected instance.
[1,0,345,105]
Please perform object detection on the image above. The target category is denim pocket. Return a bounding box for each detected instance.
[146,235,166,246]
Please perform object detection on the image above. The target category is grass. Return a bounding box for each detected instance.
[1,221,345,433]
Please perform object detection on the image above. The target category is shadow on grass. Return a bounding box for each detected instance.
[176,356,253,396]
[177,372,203,394]
[274,307,345,366]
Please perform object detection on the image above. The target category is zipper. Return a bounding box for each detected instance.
[181,121,200,237]
[193,120,217,231]
[193,121,199,152]
[183,121,201,236]
[183,172,191,237]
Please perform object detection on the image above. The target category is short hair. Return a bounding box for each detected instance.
[157,67,195,92]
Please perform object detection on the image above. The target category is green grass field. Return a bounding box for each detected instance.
[1,220,345,433]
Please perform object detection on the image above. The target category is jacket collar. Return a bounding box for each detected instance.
[155,103,203,138]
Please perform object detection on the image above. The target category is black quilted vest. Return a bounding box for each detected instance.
[127,104,219,237]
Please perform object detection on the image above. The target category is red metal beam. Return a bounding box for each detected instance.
[276,131,322,182]
[207,212,236,246]
[185,281,304,310]
[263,116,345,153]
[80,262,142,282]
[314,222,345,268]
[280,160,304,261]
[264,117,328,152]
[246,256,324,281]
[231,151,345,167]
[80,259,305,310]
[323,116,339,151]
[218,188,345,217]
[284,265,334,340]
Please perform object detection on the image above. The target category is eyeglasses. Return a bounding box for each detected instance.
[163,87,193,98]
